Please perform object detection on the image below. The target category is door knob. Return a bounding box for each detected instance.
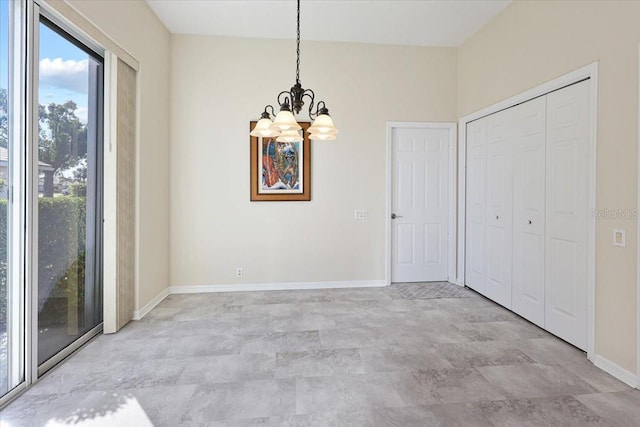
[391,213,403,219]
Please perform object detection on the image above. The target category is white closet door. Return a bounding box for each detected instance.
[512,97,546,327]
[465,118,487,294]
[545,80,590,350]
[484,109,513,308]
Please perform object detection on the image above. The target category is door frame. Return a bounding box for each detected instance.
[637,44,640,389]
[457,62,598,361]
[385,122,457,285]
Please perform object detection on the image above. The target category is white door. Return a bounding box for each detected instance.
[545,80,590,350]
[391,126,450,283]
[512,97,547,327]
[465,118,487,294]
[484,109,513,308]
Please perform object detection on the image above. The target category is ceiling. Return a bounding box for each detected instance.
[145,0,511,47]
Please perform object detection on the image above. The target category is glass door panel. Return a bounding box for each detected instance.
[0,0,13,397]
[37,19,102,365]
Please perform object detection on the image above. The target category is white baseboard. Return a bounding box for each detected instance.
[132,288,169,320]
[169,280,388,294]
[593,354,639,388]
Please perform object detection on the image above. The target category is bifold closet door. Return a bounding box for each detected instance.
[484,110,513,308]
[465,118,487,294]
[545,80,590,350]
[512,97,546,327]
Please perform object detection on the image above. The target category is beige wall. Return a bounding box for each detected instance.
[458,0,639,372]
[169,35,457,287]
[62,0,171,311]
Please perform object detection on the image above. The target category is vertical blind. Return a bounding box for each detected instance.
[116,59,136,330]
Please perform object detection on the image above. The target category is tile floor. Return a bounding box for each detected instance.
[2,284,640,426]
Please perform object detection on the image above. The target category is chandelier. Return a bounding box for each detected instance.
[250,0,339,142]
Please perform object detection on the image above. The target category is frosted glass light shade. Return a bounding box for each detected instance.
[250,118,280,137]
[276,129,303,143]
[308,114,339,136]
[309,133,336,141]
[270,110,302,131]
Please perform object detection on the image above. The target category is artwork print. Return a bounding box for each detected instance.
[250,121,311,201]
[258,137,303,194]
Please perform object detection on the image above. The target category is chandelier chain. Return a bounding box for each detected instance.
[296,0,300,84]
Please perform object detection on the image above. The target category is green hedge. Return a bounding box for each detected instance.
[0,201,5,330]
[38,197,86,314]
[0,200,8,329]
[0,197,86,328]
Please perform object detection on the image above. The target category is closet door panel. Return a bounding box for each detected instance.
[465,119,487,294]
[512,97,546,327]
[484,110,513,308]
[545,80,590,350]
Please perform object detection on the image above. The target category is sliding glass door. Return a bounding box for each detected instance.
[0,0,18,398]
[36,18,103,368]
[0,2,104,402]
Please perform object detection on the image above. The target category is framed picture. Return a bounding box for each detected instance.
[250,121,311,201]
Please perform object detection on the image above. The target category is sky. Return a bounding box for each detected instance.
[1,3,91,123]
[39,23,90,123]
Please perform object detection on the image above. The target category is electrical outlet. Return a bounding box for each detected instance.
[354,209,368,220]
[236,267,243,278]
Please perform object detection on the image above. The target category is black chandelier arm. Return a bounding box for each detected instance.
[277,90,292,108]
[301,89,316,119]
[261,105,277,119]
[309,100,328,120]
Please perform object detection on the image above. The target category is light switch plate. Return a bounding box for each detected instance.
[354,210,368,220]
[613,228,626,247]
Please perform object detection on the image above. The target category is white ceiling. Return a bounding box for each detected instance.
[145,0,511,47]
